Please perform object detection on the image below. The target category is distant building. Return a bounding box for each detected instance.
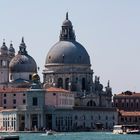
[113,91,140,125]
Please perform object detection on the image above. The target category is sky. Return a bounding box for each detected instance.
[0,0,140,94]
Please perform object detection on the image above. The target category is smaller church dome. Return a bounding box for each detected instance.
[9,38,37,73]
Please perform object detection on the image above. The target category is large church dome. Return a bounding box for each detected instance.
[9,38,37,73]
[45,13,90,65]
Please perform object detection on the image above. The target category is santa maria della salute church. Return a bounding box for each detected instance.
[0,13,117,132]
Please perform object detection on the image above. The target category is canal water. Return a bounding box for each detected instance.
[1,132,140,140]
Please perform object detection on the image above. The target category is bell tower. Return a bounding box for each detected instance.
[0,40,15,84]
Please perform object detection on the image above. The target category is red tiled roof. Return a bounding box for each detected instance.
[46,87,70,93]
[0,88,27,93]
[120,110,140,117]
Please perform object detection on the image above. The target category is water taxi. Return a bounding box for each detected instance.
[113,125,140,134]
[46,130,55,135]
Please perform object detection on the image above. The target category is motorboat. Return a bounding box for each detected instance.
[46,130,54,135]
[126,129,140,134]
[113,124,140,134]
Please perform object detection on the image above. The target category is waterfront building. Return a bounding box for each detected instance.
[0,13,117,132]
[113,91,140,125]
[43,13,117,131]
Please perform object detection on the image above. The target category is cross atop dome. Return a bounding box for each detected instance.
[18,37,27,55]
[66,12,68,20]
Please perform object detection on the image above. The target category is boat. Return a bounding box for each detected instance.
[0,135,19,140]
[113,125,123,134]
[113,124,140,134]
[46,130,54,135]
[126,129,140,134]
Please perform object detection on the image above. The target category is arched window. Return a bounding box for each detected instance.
[10,74,13,80]
[29,74,32,80]
[87,100,96,107]
[65,78,69,90]
[82,78,86,91]
[57,78,63,88]
[75,115,78,120]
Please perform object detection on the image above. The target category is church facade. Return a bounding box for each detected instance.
[0,13,117,132]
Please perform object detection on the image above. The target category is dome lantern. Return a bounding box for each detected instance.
[60,12,76,41]
[45,13,90,65]
[9,41,15,57]
[18,37,27,55]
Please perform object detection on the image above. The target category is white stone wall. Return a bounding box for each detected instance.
[0,110,17,132]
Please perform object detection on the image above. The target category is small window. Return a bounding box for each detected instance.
[112,115,115,120]
[13,99,16,104]
[3,99,6,104]
[21,116,25,120]
[75,116,78,120]
[4,106,6,109]
[23,93,25,96]
[13,106,16,109]
[53,93,56,96]
[23,99,26,104]
[10,74,13,80]
[29,74,32,80]
[4,94,6,97]
[106,116,108,120]
[13,94,16,96]
[32,97,38,106]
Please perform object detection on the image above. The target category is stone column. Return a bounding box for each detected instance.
[16,114,19,131]
[24,112,27,130]
[41,113,43,128]
[37,114,40,130]
[29,114,31,130]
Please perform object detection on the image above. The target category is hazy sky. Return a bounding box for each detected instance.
[0,0,140,94]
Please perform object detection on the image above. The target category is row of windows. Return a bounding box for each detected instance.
[3,106,16,109]
[3,99,26,104]
[3,97,38,106]
[57,77,86,90]
[59,99,73,105]
[74,115,115,120]
[121,117,140,123]
[115,99,140,103]
[115,102,139,108]
[3,93,26,97]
